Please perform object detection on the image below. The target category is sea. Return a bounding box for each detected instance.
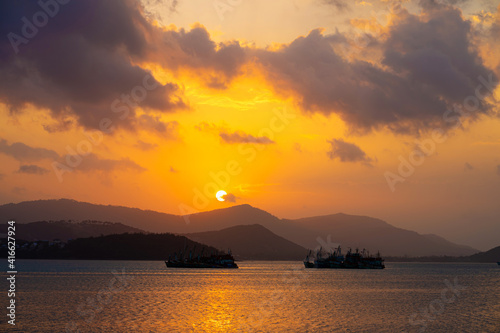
[0,260,498,332]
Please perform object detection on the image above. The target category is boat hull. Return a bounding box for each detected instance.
[304,248,385,269]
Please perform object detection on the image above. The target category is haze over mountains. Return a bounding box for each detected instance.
[0,199,480,257]
[0,220,144,241]
[185,224,307,260]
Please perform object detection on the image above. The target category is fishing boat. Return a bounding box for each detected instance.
[165,247,238,269]
[304,246,384,269]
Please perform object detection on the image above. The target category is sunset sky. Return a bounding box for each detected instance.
[1,0,499,250]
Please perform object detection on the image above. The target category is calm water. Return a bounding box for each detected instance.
[0,260,498,332]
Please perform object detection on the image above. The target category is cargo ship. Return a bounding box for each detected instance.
[304,246,384,269]
[165,247,238,269]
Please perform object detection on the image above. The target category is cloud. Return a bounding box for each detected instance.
[464,162,474,171]
[219,131,275,144]
[0,138,59,161]
[54,153,146,174]
[195,123,274,145]
[0,1,250,132]
[327,138,373,165]
[1,0,496,137]
[17,164,49,175]
[169,166,178,173]
[0,0,185,131]
[142,0,179,23]
[322,0,350,12]
[256,3,497,134]
[222,193,238,203]
[195,122,219,132]
[136,115,179,139]
[159,26,247,89]
[134,140,158,151]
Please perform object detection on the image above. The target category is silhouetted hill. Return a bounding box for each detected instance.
[3,233,220,260]
[285,214,478,256]
[185,224,307,260]
[0,220,146,241]
[0,199,479,256]
[182,204,281,232]
[0,199,184,233]
[468,246,500,263]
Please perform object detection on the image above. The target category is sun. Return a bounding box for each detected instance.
[216,190,227,202]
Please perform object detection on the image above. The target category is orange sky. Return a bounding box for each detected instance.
[1,0,499,250]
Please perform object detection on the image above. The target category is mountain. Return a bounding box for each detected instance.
[2,233,221,260]
[468,246,500,263]
[185,224,307,260]
[0,199,185,233]
[0,199,479,256]
[0,220,146,241]
[281,213,479,257]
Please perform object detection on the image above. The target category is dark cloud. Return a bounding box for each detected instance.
[0,0,185,131]
[195,123,274,144]
[0,1,249,131]
[17,164,49,175]
[0,138,59,161]
[327,139,373,165]
[419,0,472,9]
[491,5,500,42]
[222,193,238,203]
[256,3,497,134]
[42,119,75,133]
[219,131,275,144]
[1,0,496,136]
[464,162,474,171]
[159,27,247,88]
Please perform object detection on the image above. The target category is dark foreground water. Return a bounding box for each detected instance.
[0,260,498,332]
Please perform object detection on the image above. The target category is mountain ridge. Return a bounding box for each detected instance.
[0,199,480,256]
[184,224,307,260]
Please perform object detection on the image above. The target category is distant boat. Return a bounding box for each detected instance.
[497,262,499,266]
[165,247,238,269]
[304,246,385,269]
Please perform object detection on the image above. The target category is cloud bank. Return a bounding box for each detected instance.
[0,0,498,136]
